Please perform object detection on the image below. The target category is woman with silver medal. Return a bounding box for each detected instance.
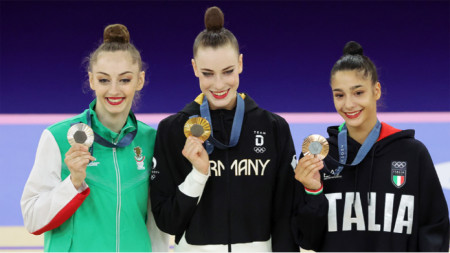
[21,24,168,252]
[150,6,299,252]
[292,41,449,251]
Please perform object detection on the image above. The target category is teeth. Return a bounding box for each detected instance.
[346,111,359,116]
[213,91,227,96]
[108,98,123,103]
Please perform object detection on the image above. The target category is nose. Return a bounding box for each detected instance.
[343,96,356,110]
[213,75,227,90]
[109,81,121,95]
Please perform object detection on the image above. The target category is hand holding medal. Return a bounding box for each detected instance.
[65,123,96,189]
[182,117,211,175]
[294,134,328,191]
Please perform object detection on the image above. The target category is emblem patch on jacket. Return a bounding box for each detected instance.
[134,146,145,170]
[253,130,266,153]
[391,161,407,188]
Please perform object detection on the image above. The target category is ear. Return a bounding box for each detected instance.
[238,54,243,74]
[191,59,200,77]
[137,71,145,91]
[374,82,381,101]
[89,72,95,90]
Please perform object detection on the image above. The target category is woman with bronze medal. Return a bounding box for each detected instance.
[21,24,168,251]
[150,6,299,251]
[292,41,449,251]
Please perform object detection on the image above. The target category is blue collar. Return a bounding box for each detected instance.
[332,120,381,175]
[199,94,245,154]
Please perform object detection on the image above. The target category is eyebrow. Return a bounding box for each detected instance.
[332,84,363,92]
[96,71,133,76]
[200,65,234,72]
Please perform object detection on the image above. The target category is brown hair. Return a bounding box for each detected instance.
[88,24,143,72]
[193,7,239,57]
[85,24,145,106]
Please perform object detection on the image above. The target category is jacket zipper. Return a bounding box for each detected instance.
[113,144,121,252]
[219,111,232,252]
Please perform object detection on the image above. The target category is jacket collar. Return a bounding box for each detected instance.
[88,99,137,142]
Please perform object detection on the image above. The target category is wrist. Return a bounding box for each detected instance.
[304,182,323,195]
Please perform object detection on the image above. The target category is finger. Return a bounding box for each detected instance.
[297,158,323,180]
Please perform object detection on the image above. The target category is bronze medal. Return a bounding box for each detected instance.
[184,117,211,142]
[302,134,329,160]
[67,123,94,147]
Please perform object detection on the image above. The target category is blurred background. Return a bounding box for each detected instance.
[1,0,449,251]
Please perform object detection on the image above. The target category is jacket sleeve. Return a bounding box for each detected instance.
[270,117,300,251]
[291,181,328,251]
[417,142,449,251]
[147,191,171,252]
[150,117,209,238]
[21,129,90,235]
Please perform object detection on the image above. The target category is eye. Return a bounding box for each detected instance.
[202,72,213,77]
[334,93,344,98]
[224,69,234,75]
[355,91,364,96]
[98,79,109,84]
[120,78,131,84]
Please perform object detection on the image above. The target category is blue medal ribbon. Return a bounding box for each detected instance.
[331,120,381,175]
[199,94,245,154]
[86,110,137,148]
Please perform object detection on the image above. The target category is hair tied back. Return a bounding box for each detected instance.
[103,24,130,44]
[343,41,364,56]
[204,6,224,31]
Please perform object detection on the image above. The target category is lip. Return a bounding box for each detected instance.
[106,97,125,106]
[344,110,362,119]
[210,89,229,99]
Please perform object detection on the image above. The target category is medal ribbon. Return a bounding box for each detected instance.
[86,110,137,148]
[332,120,381,175]
[199,94,245,154]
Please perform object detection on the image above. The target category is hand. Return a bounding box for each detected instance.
[182,136,209,175]
[64,144,96,189]
[294,155,324,190]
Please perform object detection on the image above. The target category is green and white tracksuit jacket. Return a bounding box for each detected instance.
[21,100,169,252]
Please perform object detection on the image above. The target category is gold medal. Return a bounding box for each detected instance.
[302,134,329,160]
[67,123,94,147]
[184,117,211,142]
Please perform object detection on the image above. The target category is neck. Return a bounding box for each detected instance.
[96,111,128,133]
[347,118,378,144]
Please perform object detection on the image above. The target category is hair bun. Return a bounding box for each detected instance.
[343,41,363,56]
[204,6,224,31]
[103,24,130,43]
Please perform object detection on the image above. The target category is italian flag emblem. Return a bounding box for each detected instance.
[391,161,407,188]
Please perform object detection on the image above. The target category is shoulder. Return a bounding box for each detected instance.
[46,111,87,138]
[137,120,156,136]
[158,112,189,129]
[248,106,289,126]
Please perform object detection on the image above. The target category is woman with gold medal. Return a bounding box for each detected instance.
[292,41,449,251]
[150,6,299,251]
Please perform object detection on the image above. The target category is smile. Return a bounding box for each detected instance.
[106,97,125,105]
[211,89,229,99]
[345,110,362,119]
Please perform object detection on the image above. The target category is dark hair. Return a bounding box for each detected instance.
[193,6,239,57]
[88,24,143,72]
[330,41,378,84]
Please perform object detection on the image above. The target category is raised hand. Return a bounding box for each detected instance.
[182,136,210,175]
[64,143,96,189]
[294,155,324,190]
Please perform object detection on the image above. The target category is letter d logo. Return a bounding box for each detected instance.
[256,135,264,146]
